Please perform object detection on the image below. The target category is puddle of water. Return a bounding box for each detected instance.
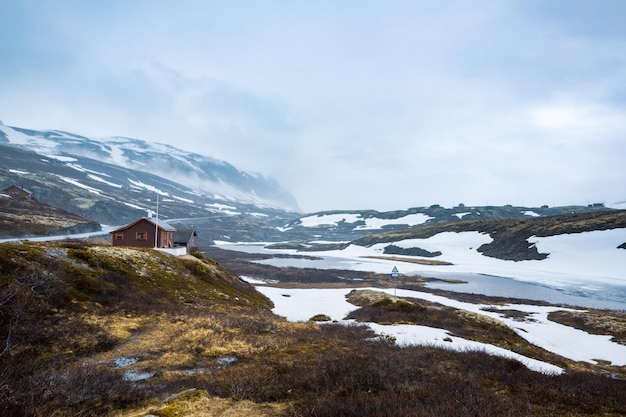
[113,355,239,378]
[114,357,139,368]
[217,356,238,366]
[123,369,155,381]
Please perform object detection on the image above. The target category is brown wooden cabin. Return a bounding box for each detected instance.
[109,217,176,249]
[2,185,36,200]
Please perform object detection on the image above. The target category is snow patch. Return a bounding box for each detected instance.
[299,212,432,230]
[127,179,168,195]
[8,169,29,175]
[356,213,432,230]
[256,284,626,372]
[87,174,123,188]
[55,175,102,195]
[46,154,77,162]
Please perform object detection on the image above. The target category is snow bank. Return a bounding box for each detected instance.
[291,229,626,288]
[298,212,432,230]
[254,286,568,374]
[253,284,626,373]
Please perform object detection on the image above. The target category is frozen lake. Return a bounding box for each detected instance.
[218,240,626,311]
[423,272,626,311]
[254,255,626,311]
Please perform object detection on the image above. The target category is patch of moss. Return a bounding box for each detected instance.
[371,297,426,313]
[155,388,210,416]
[309,314,332,322]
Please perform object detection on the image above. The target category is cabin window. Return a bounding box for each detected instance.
[114,233,124,240]
[136,231,148,241]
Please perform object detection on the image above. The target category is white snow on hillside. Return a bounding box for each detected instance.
[86,174,123,188]
[127,179,167,195]
[206,203,238,211]
[356,213,433,230]
[1,125,56,150]
[171,195,194,204]
[46,154,77,162]
[8,169,29,175]
[299,212,432,230]
[205,202,240,215]
[55,175,102,195]
[66,163,112,178]
[299,213,361,227]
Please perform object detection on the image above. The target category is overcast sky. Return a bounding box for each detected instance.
[1,1,625,212]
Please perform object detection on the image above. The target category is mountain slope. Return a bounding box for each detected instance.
[0,122,299,212]
[349,209,626,261]
[275,204,618,243]
[0,143,302,242]
[2,121,622,245]
[0,194,100,238]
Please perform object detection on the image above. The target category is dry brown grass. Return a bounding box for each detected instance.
[549,309,626,345]
[117,390,289,417]
[3,241,626,417]
[345,289,582,371]
[77,312,148,340]
[361,254,453,265]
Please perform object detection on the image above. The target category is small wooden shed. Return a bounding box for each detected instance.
[174,229,198,252]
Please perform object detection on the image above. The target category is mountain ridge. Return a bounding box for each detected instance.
[0,122,299,212]
[2,121,624,245]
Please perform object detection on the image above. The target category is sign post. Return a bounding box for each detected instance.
[391,266,400,297]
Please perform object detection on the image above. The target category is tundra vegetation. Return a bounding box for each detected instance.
[0,196,100,238]
[1,240,625,417]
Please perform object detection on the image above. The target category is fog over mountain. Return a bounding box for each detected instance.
[0,122,299,212]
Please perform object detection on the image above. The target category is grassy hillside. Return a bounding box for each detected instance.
[1,240,625,416]
[0,196,101,238]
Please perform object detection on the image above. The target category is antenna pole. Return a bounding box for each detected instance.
[154,192,159,248]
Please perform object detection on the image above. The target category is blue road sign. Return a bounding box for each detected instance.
[391,266,400,279]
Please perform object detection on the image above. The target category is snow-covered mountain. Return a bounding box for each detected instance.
[0,121,303,242]
[2,120,622,245]
[0,122,299,212]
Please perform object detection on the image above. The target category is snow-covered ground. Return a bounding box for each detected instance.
[228,229,626,374]
[296,212,432,230]
[247,282,626,375]
[301,230,626,288]
[223,228,626,306]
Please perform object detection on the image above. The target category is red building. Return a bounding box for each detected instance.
[2,185,36,200]
[109,217,176,249]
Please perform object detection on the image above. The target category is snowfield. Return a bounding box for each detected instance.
[248,229,626,289]
[251,284,626,375]
[231,227,626,374]
[298,212,433,230]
